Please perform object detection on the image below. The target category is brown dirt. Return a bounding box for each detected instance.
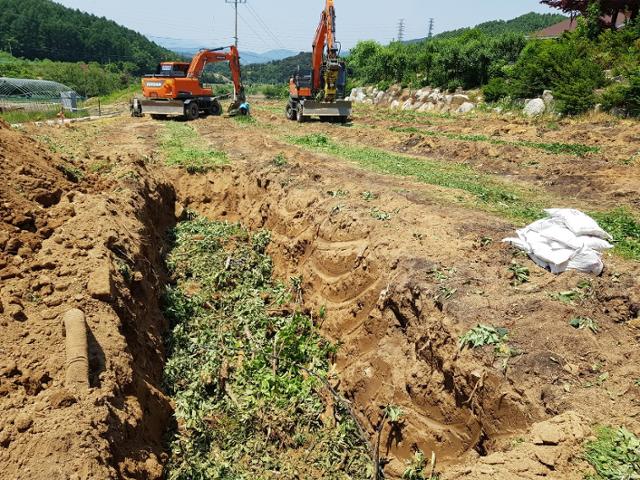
[1,102,639,479]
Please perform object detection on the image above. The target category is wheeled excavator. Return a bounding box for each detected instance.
[286,0,351,123]
[131,45,247,120]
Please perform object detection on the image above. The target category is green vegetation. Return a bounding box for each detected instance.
[0,107,86,124]
[402,450,438,480]
[208,52,311,85]
[163,216,372,479]
[569,316,599,333]
[160,123,228,174]
[0,0,173,71]
[389,126,600,156]
[508,262,530,285]
[459,325,509,349]
[584,427,640,480]
[591,208,640,260]
[0,51,135,97]
[286,133,544,222]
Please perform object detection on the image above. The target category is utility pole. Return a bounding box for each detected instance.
[428,18,434,39]
[225,0,247,47]
[397,19,405,42]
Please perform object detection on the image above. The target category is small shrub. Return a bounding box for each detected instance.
[483,77,512,103]
[261,84,289,99]
[569,316,599,333]
[459,324,508,349]
[554,78,597,115]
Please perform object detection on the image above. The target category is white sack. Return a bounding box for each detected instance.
[503,209,613,275]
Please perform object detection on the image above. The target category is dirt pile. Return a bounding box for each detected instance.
[0,124,176,479]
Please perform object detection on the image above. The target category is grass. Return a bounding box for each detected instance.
[389,126,600,157]
[163,215,373,479]
[286,133,544,222]
[0,108,87,124]
[584,426,640,480]
[160,123,228,173]
[286,134,640,261]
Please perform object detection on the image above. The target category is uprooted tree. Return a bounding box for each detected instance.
[541,0,639,26]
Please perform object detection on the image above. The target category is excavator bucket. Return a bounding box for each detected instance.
[300,99,352,119]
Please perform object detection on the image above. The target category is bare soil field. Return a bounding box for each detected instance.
[0,101,639,479]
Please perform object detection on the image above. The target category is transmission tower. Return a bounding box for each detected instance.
[225,0,247,47]
[397,19,405,42]
[428,18,434,39]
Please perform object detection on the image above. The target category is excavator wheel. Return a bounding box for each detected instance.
[209,100,222,116]
[185,102,200,121]
[285,102,297,121]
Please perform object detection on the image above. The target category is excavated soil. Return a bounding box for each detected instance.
[1,102,639,479]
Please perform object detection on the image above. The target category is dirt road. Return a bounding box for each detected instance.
[1,102,639,479]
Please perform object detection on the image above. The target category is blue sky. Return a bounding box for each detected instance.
[54,0,557,53]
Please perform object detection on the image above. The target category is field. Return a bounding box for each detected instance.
[0,99,639,479]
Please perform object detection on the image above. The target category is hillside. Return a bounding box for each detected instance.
[407,12,567,43]
[204,52,312,85]
[0,0,174,71]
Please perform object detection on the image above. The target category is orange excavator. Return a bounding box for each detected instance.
[286,0,351,123]
[131,45,247,120]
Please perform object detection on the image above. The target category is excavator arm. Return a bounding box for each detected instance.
[188,46,246,103]
[311,0,338,92]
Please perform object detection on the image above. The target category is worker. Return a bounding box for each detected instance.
[238,101,250,116]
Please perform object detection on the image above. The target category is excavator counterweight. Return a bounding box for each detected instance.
[132,46,247,120]
[286,0,351,123]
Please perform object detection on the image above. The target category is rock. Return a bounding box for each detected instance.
[7,304,27,322]
[0,231,8,250]
[401,99,414,110]
[523,98,546,117]
[33,188,63,208]
[532,422,565,445]
[14,413,33,432]
[418,103,435,112]
[87,258,113,301]
[451,94,470,107]
[456,102,476,114]
[542,90,554,106]
[534,446,560,468]
[373,91,385,104]
[49,389,78,409]
[0,429,11,447]
[390,100,401,110]
[5,238,22,254]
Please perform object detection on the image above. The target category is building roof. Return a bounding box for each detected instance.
[532,12,631,39]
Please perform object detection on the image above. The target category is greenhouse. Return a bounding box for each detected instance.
[0,77,79,110]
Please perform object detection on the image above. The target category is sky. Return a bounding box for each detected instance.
[54,0,557,53]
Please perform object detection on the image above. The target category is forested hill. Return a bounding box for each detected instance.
[407,12,567,43]
[0,0,174,71]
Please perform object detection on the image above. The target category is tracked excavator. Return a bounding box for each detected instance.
[286,0,351,123]
[131,45,247,120]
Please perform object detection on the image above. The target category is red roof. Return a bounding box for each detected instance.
[532,12,631,39]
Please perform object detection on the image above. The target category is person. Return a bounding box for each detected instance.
[238,102,250,116]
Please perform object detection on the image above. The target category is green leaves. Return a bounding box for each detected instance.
[163,216,371,479]
[584,427,640,480]
[459,324,509,349]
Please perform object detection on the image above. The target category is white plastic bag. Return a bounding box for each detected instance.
[503,209,613,275]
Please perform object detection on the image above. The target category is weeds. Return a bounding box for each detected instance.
[371,208,392,221]
[584,427,640,480]
[591,208,640,261]
[403,451,438,480]
[569,316,599,333]
[89,160,112,174]
[160,123,227,174]
[508,262,530,285]
[327,189,349,198]
[56,163,83,182]
[362,191,378,202]
[273,153,288,167]
[459,325,508,350]
[287,134,544,222]
[163,216,372,479]
[389,126,600,157]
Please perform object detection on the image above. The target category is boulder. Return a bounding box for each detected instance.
[418,102,435,112]
[390,100,401,110]
[401,99,414,110]
[451,94,470,107]
[542,90,554,106]
[523,98,546,117]
[456,102,476,114]
[374,91,386,104]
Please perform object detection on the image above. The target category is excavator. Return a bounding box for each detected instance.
[131,45,247,120]
[286,0,351,123]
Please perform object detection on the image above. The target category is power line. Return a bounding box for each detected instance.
[245,3,286,50]
[397,19,405,42]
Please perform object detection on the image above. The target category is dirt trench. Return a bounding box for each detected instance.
[3,114,640,479]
